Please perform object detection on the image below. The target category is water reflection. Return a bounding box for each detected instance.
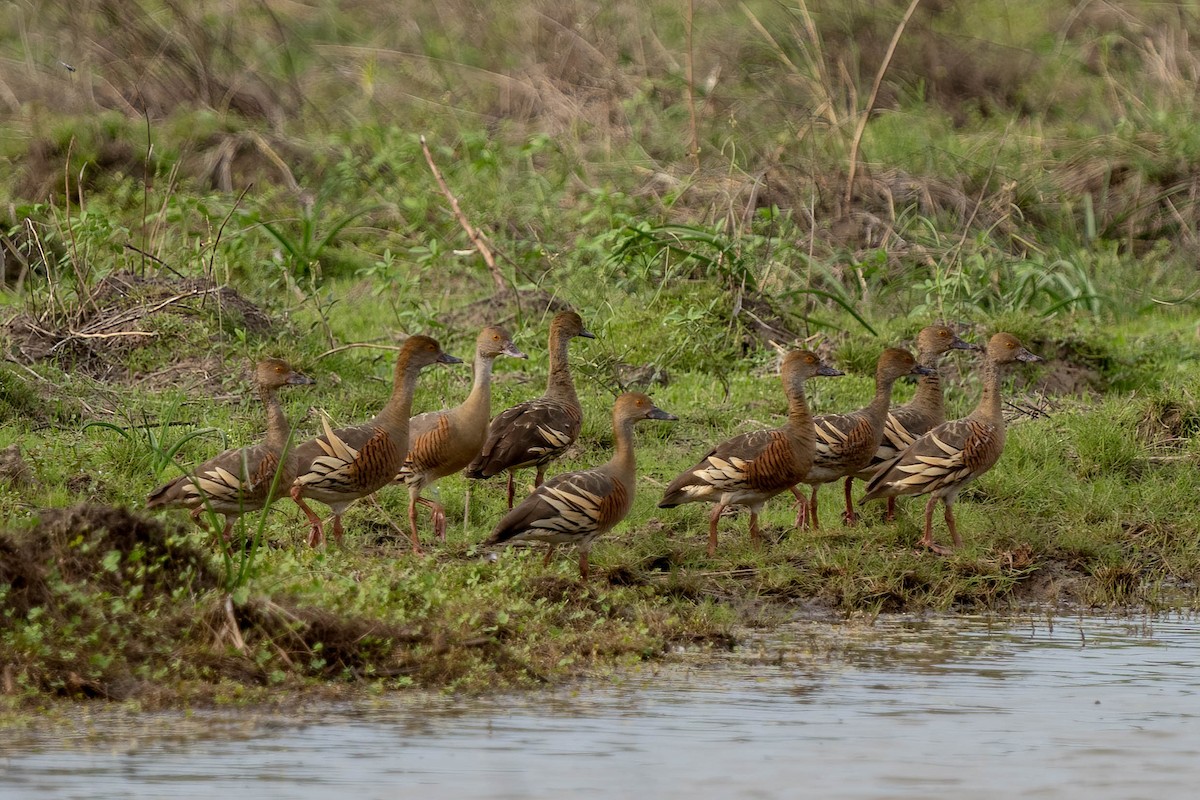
[2,614,1198,799]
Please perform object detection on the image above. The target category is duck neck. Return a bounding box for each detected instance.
[376,353,422,433]
[260,385,289,452]
[607,413,638,489]
[866,372,900,425]
[545,328,578,403]
[785,380,812,432]
[973,356,1005,423]
[460,350,496,425]
[911,350,944,414]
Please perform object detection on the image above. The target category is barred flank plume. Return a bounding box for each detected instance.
[863,418,1002,501]
[466,399,581,478]
[293,418,401,499]
[659,429,805,508]
[487,468,628,546]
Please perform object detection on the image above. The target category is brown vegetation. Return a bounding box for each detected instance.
[5,271,275,382]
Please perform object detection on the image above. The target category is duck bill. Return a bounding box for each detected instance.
[578,328,596,340]
[287,372,317,386]
[912,365,938,376]
[438,352,464,365]
[647,406,678,421]
[1016,349,1043,363]
[818,364,844,377]
[503,343,529,359]
[952,335,982,352]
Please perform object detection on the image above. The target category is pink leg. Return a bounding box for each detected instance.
[290,486,326,547]
[578,548,590,581]
[842,477,858,526]
[506,472,515,509]
[809,485,821,530]
[331,515,345,545]
[920,495,952,555]
[542,544,558,566]
[406,493,424,555]
[885,497,896,523]
[534,466,546,488]
[189,506,227,540]
[416,496,447,541]
[707,503,725,557]
[749,509,761,547]
[221,519,234,542]
[790,486,808,529]
[945,501,963,548]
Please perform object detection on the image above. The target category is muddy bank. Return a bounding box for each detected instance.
[2,496,1175,709]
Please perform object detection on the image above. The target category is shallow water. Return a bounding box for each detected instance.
[2,614,1198,799]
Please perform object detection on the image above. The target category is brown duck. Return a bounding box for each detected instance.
[861,332,1042,554]
[289,335,460,547]
[395,326,527,551]
[465,311,594,508]
[847,325,978,521]
[791,348,933,529]
[486,392,676,580]
[658,350,842,556]
[146,358,315,538]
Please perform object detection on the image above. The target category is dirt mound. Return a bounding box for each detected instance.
[0,504,525,700]
[231,600,425,680]
[0,504,222,699]
[33,504,220,593]
[1,505,220,618]
[4,271,276,383]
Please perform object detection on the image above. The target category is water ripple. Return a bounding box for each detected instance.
[2,614,1199,799]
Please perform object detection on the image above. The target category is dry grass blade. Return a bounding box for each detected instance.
[845,0,922,209]
[420,135,508,294]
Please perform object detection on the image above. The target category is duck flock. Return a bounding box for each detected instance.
[146,312,1041,578]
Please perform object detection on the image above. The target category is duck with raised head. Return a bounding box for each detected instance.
[395,326,527,551]
[791,348,934,529]
[658,350,843,556]
[465,311,594,508]
[146,358,315,538]
[486,392,676,580]
[289,335,460,547]
[861,332,1042,554]
[848,325,979,522]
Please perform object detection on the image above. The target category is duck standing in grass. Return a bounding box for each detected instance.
[395,326,527,551]
[658,350,842,556]
[289,335,460,547]
[847,325,979,522]
[146,358,314,538]
[485,392,676,580]
[861,332,1042,554]
[792,348,934,529]
[465,311,594,508]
